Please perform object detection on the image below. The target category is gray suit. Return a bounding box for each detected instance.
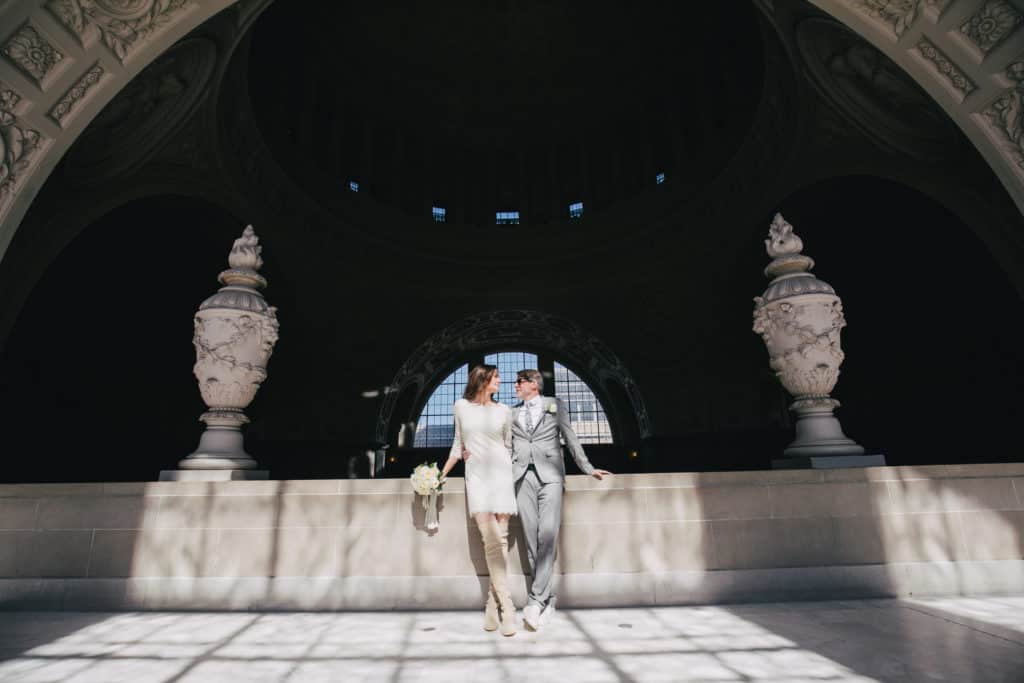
[511,396,594,610]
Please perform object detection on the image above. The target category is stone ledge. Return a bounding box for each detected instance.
[2,462,1022,499]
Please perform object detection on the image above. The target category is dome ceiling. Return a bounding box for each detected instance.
[247,2,765,226]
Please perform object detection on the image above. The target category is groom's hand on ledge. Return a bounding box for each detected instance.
[592,469,613,480]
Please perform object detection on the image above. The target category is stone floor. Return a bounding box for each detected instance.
[0,597,1022,682]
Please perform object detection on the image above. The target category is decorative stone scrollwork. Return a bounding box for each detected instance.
[0,87,42,204]
[2,24,63,84]
[63,37,216,181]
[960,0,1023,56]
[752,299,846,398]
[915,36,976,100]
[982,61,1024,172]
[796,16,958,161]
[850,0,921,39]
[48,63,104,126]
[47,0,193,62]
[193,313,276,411]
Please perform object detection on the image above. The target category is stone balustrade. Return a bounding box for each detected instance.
[1,463,1022,610]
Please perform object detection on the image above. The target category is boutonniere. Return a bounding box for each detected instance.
[547,403,558,414]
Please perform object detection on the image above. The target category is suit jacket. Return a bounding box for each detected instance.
[511,396,594,484]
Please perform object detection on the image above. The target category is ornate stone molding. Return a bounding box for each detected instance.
[48,62,103,126]
[849,0,922,39]
[62,37,216,181]
[915,36,976,100]
[981,60,1024,172]
[960,0,1023,56]
[0,85,42,203]
[805,0,1024,212]
[2,23,63,84]
[0,0,237,264]
[47,0,194,63]
[796,16,958,160]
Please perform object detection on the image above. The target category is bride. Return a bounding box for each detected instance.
[440,364,517,636]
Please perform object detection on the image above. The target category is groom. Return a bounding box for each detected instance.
[509,369,611,630]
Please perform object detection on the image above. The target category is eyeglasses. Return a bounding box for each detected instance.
[515,378,535,385]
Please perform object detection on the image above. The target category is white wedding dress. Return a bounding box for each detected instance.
[449,398,517,515]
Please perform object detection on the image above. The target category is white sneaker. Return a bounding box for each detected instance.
[522,603,541,630]
[539,602,556,626]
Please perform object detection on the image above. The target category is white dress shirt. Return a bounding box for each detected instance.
[518,396,544,432]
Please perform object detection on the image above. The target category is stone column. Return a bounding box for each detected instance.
[752,214,883,469]
[161,225,279,481]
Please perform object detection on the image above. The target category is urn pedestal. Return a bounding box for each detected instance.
[160,225,279,481]
[752,214,881,469]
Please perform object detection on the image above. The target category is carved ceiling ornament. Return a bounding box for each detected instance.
[960,0,1023,55]
[2,24,63,84]
[0,85,42,202]
[62,36,216,182]
[982,60,1024,173]
[796,16,957,160]
[48,62,104,126]
[46,0,193,62]
[850,0,922,39]
[915,36,976,100]
[376,310,652,444]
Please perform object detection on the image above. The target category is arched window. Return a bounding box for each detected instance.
[554,362,612,444]
[414,364,468,447]
[413,351,613,447]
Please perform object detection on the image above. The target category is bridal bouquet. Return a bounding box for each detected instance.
[410,462,443,530]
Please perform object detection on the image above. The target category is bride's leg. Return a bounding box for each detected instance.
[496,514,511,566]
[483,582,499,631]
[475,513,515,636]
[484,513,513,631]
[473,513,499,631]
[493,513,516,635]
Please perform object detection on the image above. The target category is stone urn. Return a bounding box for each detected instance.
[752,214,864,459]
[178,225,279,470]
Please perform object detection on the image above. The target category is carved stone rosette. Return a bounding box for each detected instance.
[179,225,279,470]
[752,214,864,458]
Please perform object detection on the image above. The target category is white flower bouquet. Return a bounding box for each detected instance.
[410,462,444,530]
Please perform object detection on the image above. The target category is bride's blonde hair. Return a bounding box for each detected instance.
[463,364,498,401]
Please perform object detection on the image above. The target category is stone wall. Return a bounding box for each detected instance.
[1,463,1022,610]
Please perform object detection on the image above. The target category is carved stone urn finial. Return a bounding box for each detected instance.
[174,225,280,475]
[753,213,865,463]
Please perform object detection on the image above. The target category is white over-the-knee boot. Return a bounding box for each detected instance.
[478,517,516,636]
[483,583,499,631]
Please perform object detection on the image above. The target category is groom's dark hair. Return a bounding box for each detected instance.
[517,369,544,392]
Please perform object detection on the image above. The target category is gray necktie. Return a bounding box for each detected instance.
[524,403,533,432]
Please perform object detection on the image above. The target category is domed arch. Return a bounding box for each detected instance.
[1,0,1023,275]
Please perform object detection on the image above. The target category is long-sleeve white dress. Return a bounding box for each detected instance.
[449,398,517,515]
